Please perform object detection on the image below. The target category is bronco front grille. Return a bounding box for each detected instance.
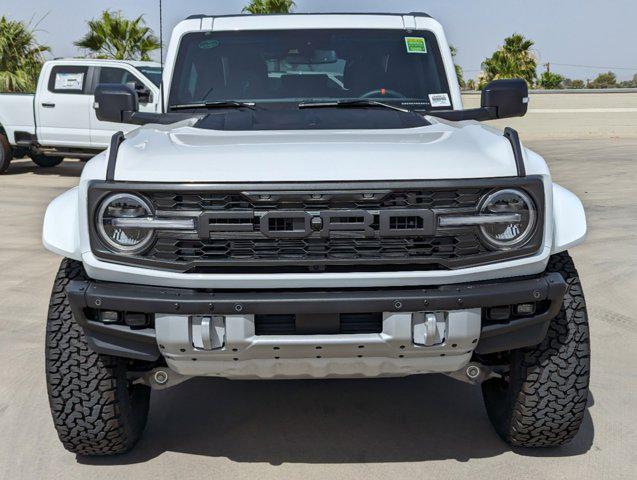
[88,179,545,273]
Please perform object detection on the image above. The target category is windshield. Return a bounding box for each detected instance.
[168,29,451,111]
[134,66,163,87]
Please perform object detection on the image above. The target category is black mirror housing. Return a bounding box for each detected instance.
[94,83,139,123]
[431,78,529,122]
[481,79,529,119]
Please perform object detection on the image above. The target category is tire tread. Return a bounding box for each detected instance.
[483,251,590,447]
[45,259,149,456]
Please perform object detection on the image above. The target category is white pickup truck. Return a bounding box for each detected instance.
[0,59,161,173]
[42,12,590,455]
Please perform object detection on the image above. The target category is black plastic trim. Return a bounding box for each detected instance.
[504,127,526,177]
[475,318,552,355]
[13,131,38,147]
[105,131,125,182]
[87,176,542,192]
[68,272,564,315]
[66,272,565,360]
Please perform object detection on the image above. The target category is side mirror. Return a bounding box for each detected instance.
[431,78,529,122]
[126,81,152,104]
[94,83,139,123]
[481,79,529,119]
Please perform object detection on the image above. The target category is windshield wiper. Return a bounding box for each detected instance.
[298,99,410,114]
[170,101,256,111]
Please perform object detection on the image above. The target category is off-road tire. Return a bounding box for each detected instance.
[31,154,63,168]
[0,134,12,174]
[45,259,150,456]
[482,251,590,447]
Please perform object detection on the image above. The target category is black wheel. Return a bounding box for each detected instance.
[482,251,590,447]
[0,134,12,174]
[45,259,151,456]
[31,154,63,168]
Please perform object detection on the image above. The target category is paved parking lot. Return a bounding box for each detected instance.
[0,137,636,480]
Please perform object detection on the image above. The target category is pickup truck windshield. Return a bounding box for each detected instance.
[168,29,451,112]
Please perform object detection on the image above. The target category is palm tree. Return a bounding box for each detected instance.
[0,16,50,92]
[75,10,160,61]
[479,34,537,88]
[450,45,466,89]
[243,0,295,14]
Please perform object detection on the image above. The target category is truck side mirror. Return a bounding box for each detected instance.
[431,78,529,122]
[481,79,529,119]
[94,83,139,123]
[126,81,153,105]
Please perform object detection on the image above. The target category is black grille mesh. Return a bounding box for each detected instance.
[150,234,485,264]
[151,189,486,212]
[255,313,383,335]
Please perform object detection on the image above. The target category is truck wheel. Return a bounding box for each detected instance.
[45,259,150,456]
[31,154,63,168]
[0,134,12,174]
[482,251,590,447]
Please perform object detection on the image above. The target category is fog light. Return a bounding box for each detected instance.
[515,303,536,316]
[487,306,511,322]
[99,311,121,324]
[124,313,150,328]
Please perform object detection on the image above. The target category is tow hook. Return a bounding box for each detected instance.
[133,368,193,390]
[446,362,504,385]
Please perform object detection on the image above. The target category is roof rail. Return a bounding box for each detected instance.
[184,12,432,21]
[407,12,432,18]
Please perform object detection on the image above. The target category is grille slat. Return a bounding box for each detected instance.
[153,189,485,212]
[151,235,484,264]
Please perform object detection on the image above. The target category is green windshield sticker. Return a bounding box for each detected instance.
[405,37,427,54]
[199,39,220,49]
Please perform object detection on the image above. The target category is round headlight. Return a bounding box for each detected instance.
[480,189,537,249]
[97,193,154,253]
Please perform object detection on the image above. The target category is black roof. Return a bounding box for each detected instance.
[186,12,431,20]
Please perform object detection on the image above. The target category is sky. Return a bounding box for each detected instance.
[2,0,636,81]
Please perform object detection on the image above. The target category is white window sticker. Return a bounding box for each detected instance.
[54,73,85,91]
[428,93,451,108]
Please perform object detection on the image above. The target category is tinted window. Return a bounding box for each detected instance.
[48,66,89,94]
[169,29,451,111]
[98,67,145,88]
[134,66,162,87]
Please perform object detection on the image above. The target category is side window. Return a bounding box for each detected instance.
[98,67,152,103]
[99,67,145,89]
[48,66,89,94]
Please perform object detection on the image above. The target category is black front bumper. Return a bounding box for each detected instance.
[67,272,567,362]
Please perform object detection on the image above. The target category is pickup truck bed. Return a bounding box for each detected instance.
[0,93,35,144]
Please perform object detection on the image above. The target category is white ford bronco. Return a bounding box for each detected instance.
[42,12,590,455]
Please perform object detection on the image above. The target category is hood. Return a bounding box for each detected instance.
[112,118,518,183]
